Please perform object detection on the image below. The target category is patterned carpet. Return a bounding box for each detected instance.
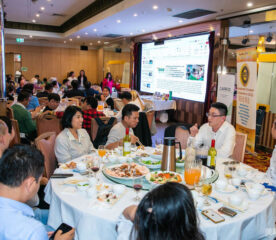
[244,150,272,172]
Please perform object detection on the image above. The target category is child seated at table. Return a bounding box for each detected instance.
[267,119,276,186]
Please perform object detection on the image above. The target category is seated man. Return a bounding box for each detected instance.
[84,81,99,97]
[82,96,104,133]
[36,83,53,98]
[63,80,84,98]
[266,119,276,186]
[11,91,37,142]
[0,145,75,240]
[188,102,236,158]
[43,93,61,112]
[105,104,139,149]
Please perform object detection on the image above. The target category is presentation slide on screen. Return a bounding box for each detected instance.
[140,33,210,102]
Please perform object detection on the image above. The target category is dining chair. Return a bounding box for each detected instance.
[91,117,117,142]
[35,132,57,179]
[232,132,247,162]
[175,126,189,149]
[72,96,84,106]
[62,98,79,106]
[38,97,48,106]
[113,98,124,111]
[6,107,14,119]
[9,119,20,147]
[36,114,62,136]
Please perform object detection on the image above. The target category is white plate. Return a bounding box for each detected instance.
[103,163,149,180]
[63,176,88,185]
[149,153,162,160]
[139,157,161,169]
[145,171,183,185]
[215,184,237,193]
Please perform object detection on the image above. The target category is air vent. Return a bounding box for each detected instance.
[103,34,123,38]
[173,9,216,19]
[52,13,66,17]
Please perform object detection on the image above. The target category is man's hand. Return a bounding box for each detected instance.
[54,228,75,240]
[105,142,119,150]
[190,123,199,137]
[130,135,139,144]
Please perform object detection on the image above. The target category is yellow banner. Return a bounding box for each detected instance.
[236,124,256,152]
[236,47,257,62]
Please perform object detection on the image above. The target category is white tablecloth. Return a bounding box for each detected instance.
[44,157,275,240]
[140,95,176,111]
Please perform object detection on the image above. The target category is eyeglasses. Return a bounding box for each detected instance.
[206,113,223,118]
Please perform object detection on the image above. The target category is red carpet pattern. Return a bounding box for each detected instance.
[244,151,271,172]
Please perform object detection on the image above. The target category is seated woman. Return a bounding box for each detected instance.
[54,106,94,163]
[118,182,204,240]
[101,87,114,110]
[82,96,104,133]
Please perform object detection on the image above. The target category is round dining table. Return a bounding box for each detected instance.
[44,154,275,240]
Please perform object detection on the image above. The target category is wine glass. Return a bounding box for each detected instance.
[201,182,212,206]
[91,157,100,183]
[98,145,107,162]
[155,138,162,149]
[133,177,143,202]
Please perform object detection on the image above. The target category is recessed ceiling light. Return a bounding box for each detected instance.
[36,14,40,17]
[168,33,172,37]
[77,35,80,39]
[29,35,33,38]
[32,19,36,23]
[130,33,133,36]
[117,19,121,23]
[69,38,72,41]
[85,32,88,35]
[133,13,138,17]
[93,28,97,32]
[64,41,66,43]
[249,30,253,33]
[97,40,101,44]
[178,20,183,23]
[47,0,51,2]
[40,7,45,11]
[141,29,145,32]
[153,5,158,10]
[89,43,93,45]
[247,2,253,7]
[104,42,109,44]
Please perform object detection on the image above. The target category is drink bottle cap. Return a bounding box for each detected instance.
[211,139,215,148]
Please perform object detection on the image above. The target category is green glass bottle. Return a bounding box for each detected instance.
[207,139,217,170]
[123,128,131,156]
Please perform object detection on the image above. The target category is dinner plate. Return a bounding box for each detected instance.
[103,163,150,180]
[145,171,183,185]
[63,176,88,185]
[139,157,161,169]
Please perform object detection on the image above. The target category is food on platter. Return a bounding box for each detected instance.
[141,159,161,165]
[95,183,112,192]
[66,161,77,169]
[147,171,182,184]
[97,192,118,204]
[137,145,145,150]
[105,163,149,178]
[153,150,162,155]
[139,153,150,157]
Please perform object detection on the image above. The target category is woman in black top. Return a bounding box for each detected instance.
[77,70,88,89]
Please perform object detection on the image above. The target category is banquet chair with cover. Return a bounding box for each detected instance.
[35,132,57,179]
[175,126,190,149]
[232,132,247,162]
[36,114,62,136]
[9,119,20,147]
[62,98,79,106]
[72,96,84,106]
[6,107,14,119]
[91,117,117,148]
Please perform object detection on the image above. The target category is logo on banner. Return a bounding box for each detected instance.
[239,64,250,87]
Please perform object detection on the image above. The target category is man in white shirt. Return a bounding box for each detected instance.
[188,102,236,158]
[106,104,139,149]
[266,119,276,186]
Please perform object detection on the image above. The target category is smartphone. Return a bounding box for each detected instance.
[49,223,73,240]
[51,173,74,178]
[201,209,225,224]
[218,207,237,217]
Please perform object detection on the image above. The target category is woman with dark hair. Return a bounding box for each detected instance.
[54,106,94,163]
[119,182,204,240]
[67,71,77,84]
[102,72,116,94]
[101,86,114,110]
[78,70,88,90]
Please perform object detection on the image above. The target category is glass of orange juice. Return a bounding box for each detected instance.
[97,101,104,111]
[184,159,202,186]
[98,145,106,159]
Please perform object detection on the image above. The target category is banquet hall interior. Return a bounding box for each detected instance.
[0,0,276,240]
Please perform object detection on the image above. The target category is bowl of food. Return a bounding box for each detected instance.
[146,171,182,185]
[139,157,161,169]
[76,182,90,191]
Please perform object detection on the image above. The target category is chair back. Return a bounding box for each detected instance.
[36,115,62,136]
[35,132,57,179]
[6,107,14,119]
[146,110,155,130]
[9,119,20,147]
[175,127,189,149]
[91,117,117,143]
[38,97,48,106]
[232,132,247,162]
[72,96,84,106]
[113,98,124,111]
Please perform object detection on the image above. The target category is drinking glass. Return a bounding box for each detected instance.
[201,183,212,206]
[184,159,202,186]
[91,157,100,183]
[224,161,236,183]
[133,177,143,201]
[98,145,107,161]
[155,138,163,149]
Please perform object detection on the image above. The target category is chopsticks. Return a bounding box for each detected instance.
[137,139,145,149]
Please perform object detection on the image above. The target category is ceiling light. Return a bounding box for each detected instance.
[29,35,33,38]
[266,33,273,43]
[69,38,72,41]
[85,32,88,35]
[104,42,109,44]
[130,33,133,36]
[89,43,93,45]
[93,28,97,32]
[133,13,138,17]
[249,30,253,33]
[241,37,249,45]
[36,14,40,17]
[47,0,51,2]
[40,7,45,11]
[64,41,66,43]
[153,5,158,10]
[77,35,80,39]
[141,29,145,32]
[247,2,253,7]
[117,19,121,23]
[178,20,183,23]
[32,19,36,23]
[168,33,172,37]
[97,41,101,44]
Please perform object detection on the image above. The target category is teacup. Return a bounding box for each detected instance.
[247,188,261,200]
[113,184,126,195]
[231,177,242,187]
[237,167,248,177]
[76,162,86,172]
[253,183,265,194]
[215,179,227,191]
[229,194,243,206]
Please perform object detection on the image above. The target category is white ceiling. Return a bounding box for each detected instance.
[4,0,94,26]
[4,0,276,48]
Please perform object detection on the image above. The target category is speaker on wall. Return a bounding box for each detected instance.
[80,45,88,51]
[115,47,122,53]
